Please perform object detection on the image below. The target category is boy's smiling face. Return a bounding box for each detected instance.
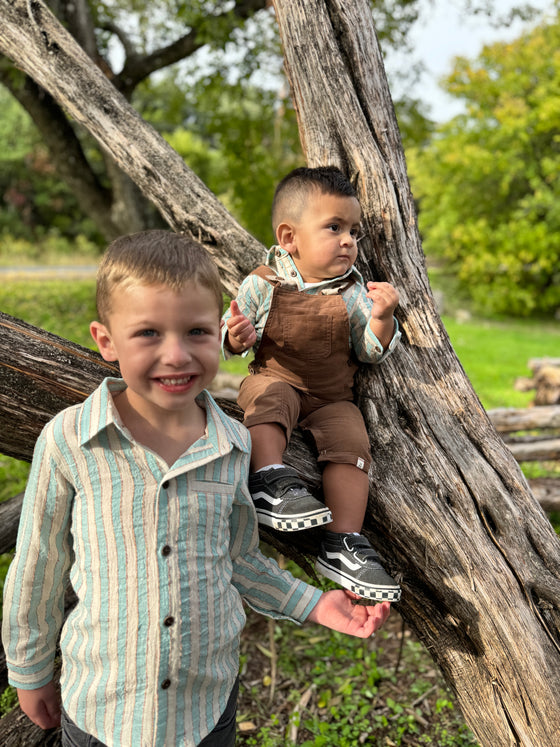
[90,280,222,424]
[277,191,362,283]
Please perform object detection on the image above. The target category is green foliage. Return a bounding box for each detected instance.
[0,90,103,244]
[0,686,17,717]
[408,9,560,316]
[141,71,304,246]
[0,233,100,268]
[0,458,29,503]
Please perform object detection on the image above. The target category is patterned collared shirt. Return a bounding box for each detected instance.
[2,378,322,746]
[222,245,401,362]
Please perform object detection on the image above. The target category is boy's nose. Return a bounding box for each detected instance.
[162,337,192,365]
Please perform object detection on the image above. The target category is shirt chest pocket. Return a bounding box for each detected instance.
[188,480,235,539]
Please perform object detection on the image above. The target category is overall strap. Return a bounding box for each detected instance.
[250,265,281,285]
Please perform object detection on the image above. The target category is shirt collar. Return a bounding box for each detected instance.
[266,245,363,289]
[78,377,249,457]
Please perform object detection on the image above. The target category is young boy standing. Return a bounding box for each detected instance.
[223,166,402,603]
[2,230,390,747]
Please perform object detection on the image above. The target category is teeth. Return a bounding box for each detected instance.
[160,376,192,385]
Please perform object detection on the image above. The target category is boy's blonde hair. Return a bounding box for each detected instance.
[96,230,224,325]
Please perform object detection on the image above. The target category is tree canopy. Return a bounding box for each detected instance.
[0,0,542,246]
[408,4,560,317]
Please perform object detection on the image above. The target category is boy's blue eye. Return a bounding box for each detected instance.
[139,329,157,337]
[189,328,206,336]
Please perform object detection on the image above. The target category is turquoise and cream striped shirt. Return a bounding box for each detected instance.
[2,378,322,746]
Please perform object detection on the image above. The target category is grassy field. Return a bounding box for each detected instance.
[1,278,559,744]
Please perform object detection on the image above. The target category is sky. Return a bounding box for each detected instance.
[389,0,554,121]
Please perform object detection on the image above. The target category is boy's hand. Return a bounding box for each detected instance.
[307,590,391,638]
[366,282,399,350]
[17,682,61,730]
[226,300,257,354]
[366,281,399,321]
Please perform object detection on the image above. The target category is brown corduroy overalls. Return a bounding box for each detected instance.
[237,266,372,472]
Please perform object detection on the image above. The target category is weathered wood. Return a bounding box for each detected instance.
[0,707,60,746]
[0,312,118,462]
[488,405,560,432]
[0,0,560,745]
[506,438,560,462]
[515,365,560,405]
[273,1,560,745]
[529,358,560,371]
[0,493,23,554]
[530,478,560,512]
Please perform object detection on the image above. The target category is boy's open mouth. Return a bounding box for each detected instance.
[157,376,193,386]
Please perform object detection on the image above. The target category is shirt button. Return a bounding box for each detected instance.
[164,616,175,627]
[161,679,171,690]
[161,545,171,557]
[162,481,170,489]
[290,270,297,277]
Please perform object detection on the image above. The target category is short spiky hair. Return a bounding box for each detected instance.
[271,166,358,232]
[95,230,223,325]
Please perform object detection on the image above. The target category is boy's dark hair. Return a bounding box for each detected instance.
[96,230,224,324]
[272,166,358,231]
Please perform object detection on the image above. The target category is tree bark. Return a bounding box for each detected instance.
[1,1,560,745]
[272,1,560,746]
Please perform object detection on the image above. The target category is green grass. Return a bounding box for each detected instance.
[0,278,97,350]
[442,315,560,410]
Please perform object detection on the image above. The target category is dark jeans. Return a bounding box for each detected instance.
[60,677,239,747]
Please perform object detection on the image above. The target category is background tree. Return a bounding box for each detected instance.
[408,3,560,316]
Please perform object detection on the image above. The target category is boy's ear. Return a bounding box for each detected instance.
[90,321,118,362]
[275,221,297,254]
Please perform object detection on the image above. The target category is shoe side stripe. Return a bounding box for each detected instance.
[323,550,362,572]
[252,490,284,506]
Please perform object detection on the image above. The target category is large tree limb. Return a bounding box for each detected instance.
[272,1,560,745]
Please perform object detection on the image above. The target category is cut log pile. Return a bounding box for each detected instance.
[514,357,560,405]
[488,398,560,512]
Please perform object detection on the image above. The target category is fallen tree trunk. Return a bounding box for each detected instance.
[505,439,560,463]
[1,1,560,745]
[530,478,560,512]
[488,405,560,432]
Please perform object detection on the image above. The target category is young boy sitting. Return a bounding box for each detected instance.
[223,166,402,603]
[2,230,390,747]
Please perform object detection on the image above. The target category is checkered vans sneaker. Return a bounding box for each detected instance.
[249,466,332,531]
[316,531,401,602]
